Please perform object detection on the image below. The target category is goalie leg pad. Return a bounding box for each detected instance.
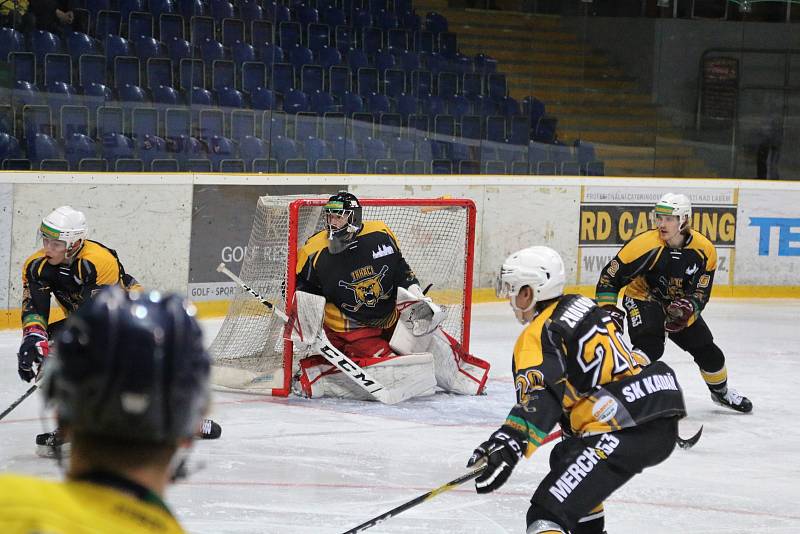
[429,330,490,396]
[296,353,436,401]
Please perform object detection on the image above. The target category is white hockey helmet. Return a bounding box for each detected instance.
[652,193,692,230]
[496,246,566,303]
[40,206,88,257]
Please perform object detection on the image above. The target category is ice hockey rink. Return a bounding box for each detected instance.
[1,299,799,534]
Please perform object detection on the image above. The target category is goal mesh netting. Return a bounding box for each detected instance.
[209,196,476,395]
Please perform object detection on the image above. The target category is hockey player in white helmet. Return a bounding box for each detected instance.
[19,206,220,456]
[469,246,685,534]
[596,193,752,413]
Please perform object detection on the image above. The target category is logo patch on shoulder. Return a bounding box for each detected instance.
[592,396,619,423]
[685,264,698,275]
[372,244,394,259]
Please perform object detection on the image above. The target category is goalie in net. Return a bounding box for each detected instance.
[292,191,490,400]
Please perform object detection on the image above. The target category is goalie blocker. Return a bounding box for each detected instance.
[293,287,490,401]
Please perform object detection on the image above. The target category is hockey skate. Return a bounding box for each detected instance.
[710,387,753,413]
[35,429,70,458]
[198,418,222,439]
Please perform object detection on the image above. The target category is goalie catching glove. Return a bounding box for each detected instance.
[665,298,695,333]
[395,284,447,336]
[467,426,526,494]
[18,325,49,382]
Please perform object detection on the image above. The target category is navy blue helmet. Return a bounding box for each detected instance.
[45,286,210,443]
[323,191,363,254]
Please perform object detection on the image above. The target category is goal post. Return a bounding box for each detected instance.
[209,195,477,396]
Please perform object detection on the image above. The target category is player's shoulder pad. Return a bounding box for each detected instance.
[302,229,330,253]
[359,220,399,244]
[22,250,46,278]
[77,240,117,262]
[549,294,598,336]
[617,229,662,263]
[686,230,717,261]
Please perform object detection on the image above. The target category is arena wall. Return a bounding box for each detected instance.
[1,173,798,329]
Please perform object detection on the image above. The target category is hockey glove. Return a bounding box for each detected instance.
[467,427,525,494]
[18,326,49,382]
[665,298,695,333]
[398,284,447,336]
[601,304,626,334]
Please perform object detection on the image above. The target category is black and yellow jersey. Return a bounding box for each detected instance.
[503,294,686,458]
[0,473,185,533]
[595,229,717,316]
[22,240,140,330]
[296,221,419,332]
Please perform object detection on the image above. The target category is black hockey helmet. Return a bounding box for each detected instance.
[323,190,363,254]
[44,286,210,443]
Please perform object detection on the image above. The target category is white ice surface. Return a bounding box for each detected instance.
[1,300,799,533]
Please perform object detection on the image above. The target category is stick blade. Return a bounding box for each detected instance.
[677,425,703,450]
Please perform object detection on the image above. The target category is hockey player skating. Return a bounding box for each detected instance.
[17,206,220,456]
[0,286,211,533]
[293,191,489,400]
[595,193,752,413]
[468,246,686,534]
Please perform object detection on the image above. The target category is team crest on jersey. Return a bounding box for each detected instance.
[339,264,390,312]
[685,264,698,275]
[372,244,394,259]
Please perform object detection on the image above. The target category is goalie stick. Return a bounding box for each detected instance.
[216,263,415,405]
[340,430,563,534]
[0,384,38,422]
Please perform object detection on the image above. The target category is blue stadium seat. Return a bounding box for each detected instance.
[294,4,318,26]
[375,49,395,73]
[188,86,213,106]
[328,65,350,96]
[121,0,145,22]
[241,2,263,24]
[486,115,506,142]
[260,43,284,64]
[96,10,122,37]
[82,83,113,119]
[330,136,359,161]
[420,94,445,117]
[389,136,415,161]
[0,132,22,163]
[106,35,132,66]
[344,158,368,173]
[387,29,408,51]
[230,110,256,142]
[44,54,72,86]
[303,137,329,168]
[129,11,154,40]
[22,104,52,140]
[508,116,529,145]
[340,91,364,116]
[334,25,353,53]
[59,105,89,139]
[461,115,481,140]
[322,7,346,27]
[289,44,314,72]
[10,52,35,84]
[207,135,235,170]
[232,41,256,66]
[262,110,287,139]
[396,93,417,119]
[250,87,276,110]
[116,158,144,171]
[222,18,245,48]
[160,13,185,42]
[399,50,421,72]
[497,95,520,117]
[132,107,158,140]
[153,85,181,105]
[32,31,62,65]
[144,58,172,89]
[40,159,69,171]
[168,37,193,64]
[0,105,13,135]
[118,83,147,103]
[239,135,268,170]
[449,94,471,120]
[178,0,204,17]
[384,69,406,98]
[439,32,457,58]
[76,54,104,87]
[284,158,308,172]
[64,132,96,169]
[271,63,294,94]
[585,160,605,176]
[242,62,267,94]
[165,108,191,139]
[279,21,301,47]
[362,136,386,163]
[212,60,236,92]
[472,94,496,116]
[294,112,319,140]
[346,48,369,72]
[413,31,433,54]
[367,92,390,118]
[377,9,398,31]
[407,113,429,134]
[78,158,108,171]
[151,157,179,172]
[425,12,448,34]
[114,56,140,87]
[210,0,235,21]
[219,158,245,172]
[271,135,299,170]
[322,112,345,143]
[102,132,135,165]
[357,67,379,96]
[374,158,397,173]
[533,116,557,144]
[352,9,372,31]
[134,36,163,63]
[198,108,223,138]
[310,90,335,114]
[138,134,168,167]
[251,20,274,48]
[201,38,226,65]
[151,0,176,20]
[411,70,432,96]
[182,158,212,172]
[536,160,557,175]
[458,160,479,174]
[217,86,244,108]
[308,23,330,53]
[284,88,310,114]
[0,27,23,61]
[437,71,457,97]
[86,0,112,20]
[362,27,383,53]
[179,59,205,90]
[401,9,421,32]
[487,73,507,100]
[265,2,290,25]
[252,158,278,172]
[65,32,97,64]
[191,16,215,45]
[485,160,507,174]
[170,134,205,165]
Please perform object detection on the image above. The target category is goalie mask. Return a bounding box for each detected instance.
[39,205,88,260]
[496,246,565,324]
[45,286,211,444]
[324,191,363,254]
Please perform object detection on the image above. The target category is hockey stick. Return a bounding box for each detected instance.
[676,425,703,450]
[0,384,38,422]
[216,263,407,405]
[341,430,563,534]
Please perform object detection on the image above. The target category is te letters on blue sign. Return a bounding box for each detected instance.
[749,217,800,256]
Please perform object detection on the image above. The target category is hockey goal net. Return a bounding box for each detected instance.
[209,195,477,396]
